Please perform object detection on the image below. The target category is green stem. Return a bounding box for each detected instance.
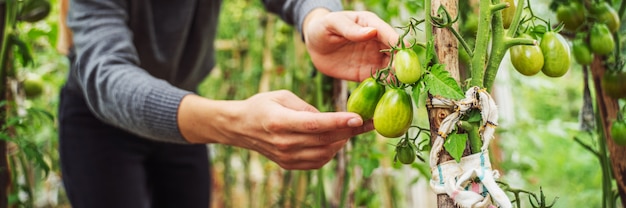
[459,121,482,154]
[617,0,626,19]
[339,166,350,208]
[316,169,327,207]
[425,0,433,45]
[484,5,505,91]
[504,37,536,47]
[469,0,492,88]
[0,0,16,87]
[612,32,621,72]
[448,25,474,57]
[573,136,601,158]
[490,2,508,12]
[595,105,614,208]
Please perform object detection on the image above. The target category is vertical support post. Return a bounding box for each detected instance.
[428,0,466,207]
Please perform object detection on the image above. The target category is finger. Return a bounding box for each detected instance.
[279,111,365,134]
[329,11,400,46]
[275,140,348,170]
[271,90,320,113]
[282,121,374,148]
[269,91,365,132]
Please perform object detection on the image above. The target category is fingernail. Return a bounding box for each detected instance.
[347,117,363,127]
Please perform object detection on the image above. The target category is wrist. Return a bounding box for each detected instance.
[177,94,239,144]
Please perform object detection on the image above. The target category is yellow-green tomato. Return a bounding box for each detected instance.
[590,23,615,56]
[394,49,422,84]
[347,78,386,120]
[572,36,594,66]
[592,2,621,33]
[540,31,571,77]
[373,88,413,138]
[509,35,544,76]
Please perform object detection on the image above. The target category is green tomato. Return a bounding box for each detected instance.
[590,23,615,56]
[509,34,544,76]
[394,49,422,84]
[601,71,626,99]
[611,120,626,146]
[540,31,571,77]
[23,75,44,98]
[347,78,386,120]
[373,88,413,138]
[396,143,416,164]
[592,2,621,33]
[502,0,516,29]
[572,36,594,66]
[557,3,585,31]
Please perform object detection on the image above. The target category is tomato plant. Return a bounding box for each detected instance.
[540,31,570,77]
[590,23,615,56]
[347,77,386,120]
[509,34,544,76]
[373,88,413,138]
[394,48,422,84]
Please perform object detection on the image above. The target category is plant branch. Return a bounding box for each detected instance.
[469,0,493,88]
[573,136,601,158]
[458,121,482,154]
[504,37,536,48]
[447,23,474,58]
[484,5,505,90]
[490,2,508,12]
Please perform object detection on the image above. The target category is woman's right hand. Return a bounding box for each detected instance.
[178,90,374,170]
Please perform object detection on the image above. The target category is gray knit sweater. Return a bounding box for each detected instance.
[66,0,342,144]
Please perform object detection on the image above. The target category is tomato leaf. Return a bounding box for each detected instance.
[423,64,464,99]
[425,38,438,65]
[444,132,468,163]
[357,156,380,178]
[464,109,482,123]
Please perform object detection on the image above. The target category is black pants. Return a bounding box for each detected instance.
[58,87,211,208]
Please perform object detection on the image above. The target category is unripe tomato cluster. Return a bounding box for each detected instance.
[509,31,571,78]
[347,48,423,138]
[556,1,619,62]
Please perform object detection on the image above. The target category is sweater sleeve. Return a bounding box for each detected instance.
[262,0,343,33]
[67,0,192,144]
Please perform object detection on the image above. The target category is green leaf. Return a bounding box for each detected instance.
[464,109,482,123]
[425,38,438,64]
[423,64,464,99]
[411,83,422,108]
[358,156,380,178]
[444,132,468,162]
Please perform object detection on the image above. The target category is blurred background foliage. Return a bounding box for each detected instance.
[5,0,620,207]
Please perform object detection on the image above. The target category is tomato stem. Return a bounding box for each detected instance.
[490,2,508,12]
[469,0,492,88]
[484,3,506,91]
